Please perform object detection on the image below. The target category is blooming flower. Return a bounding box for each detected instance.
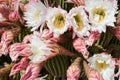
[68,6,90,38]
[46,7,69,37]
[87,53,115,80]
[67,57,81,80]
[29,32,59,63]
[23,0,47,31]
[85,0,117,33]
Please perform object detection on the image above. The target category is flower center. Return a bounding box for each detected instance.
[74,14,83,31]
[31,45,43,55]
[95,60,108,72]
[53,13,65,29]
[33,10,40,21]
[92,8,105,23]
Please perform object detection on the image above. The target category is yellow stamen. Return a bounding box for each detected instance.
[95,60,108,72]
[53,13,65,29]
[92,8,105,23]
[33,10,40,20]
[74,14,83,31]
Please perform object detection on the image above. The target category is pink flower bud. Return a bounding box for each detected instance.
[9,11,19,21]
[83,61,103,80]
[67,57,81,80]
[10,57,29,76]
[85,31,100,46]
[1,30,14,44]
[0,42,9,55]
[20,62,44,80]
[73,38,89,59]
[0,31,14,55]
[9,43,32,61]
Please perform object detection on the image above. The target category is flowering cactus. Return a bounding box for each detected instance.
[0,0,120,80]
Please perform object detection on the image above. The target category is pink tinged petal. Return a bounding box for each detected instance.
[9,10,19,22]
[44,0,49,7]
[39,29,59,43]
[83,61,103,80]
[9,43,32,61]
[20,62,44,80]
[73,38,89,59]
[66,0,85,6]
[0,43,9,55]
[9,57,29,76]
[1,30,14,44]
[22,34,33,44]
[40,29,53,40]
[85,31,100,46]
[67,57,81,80]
